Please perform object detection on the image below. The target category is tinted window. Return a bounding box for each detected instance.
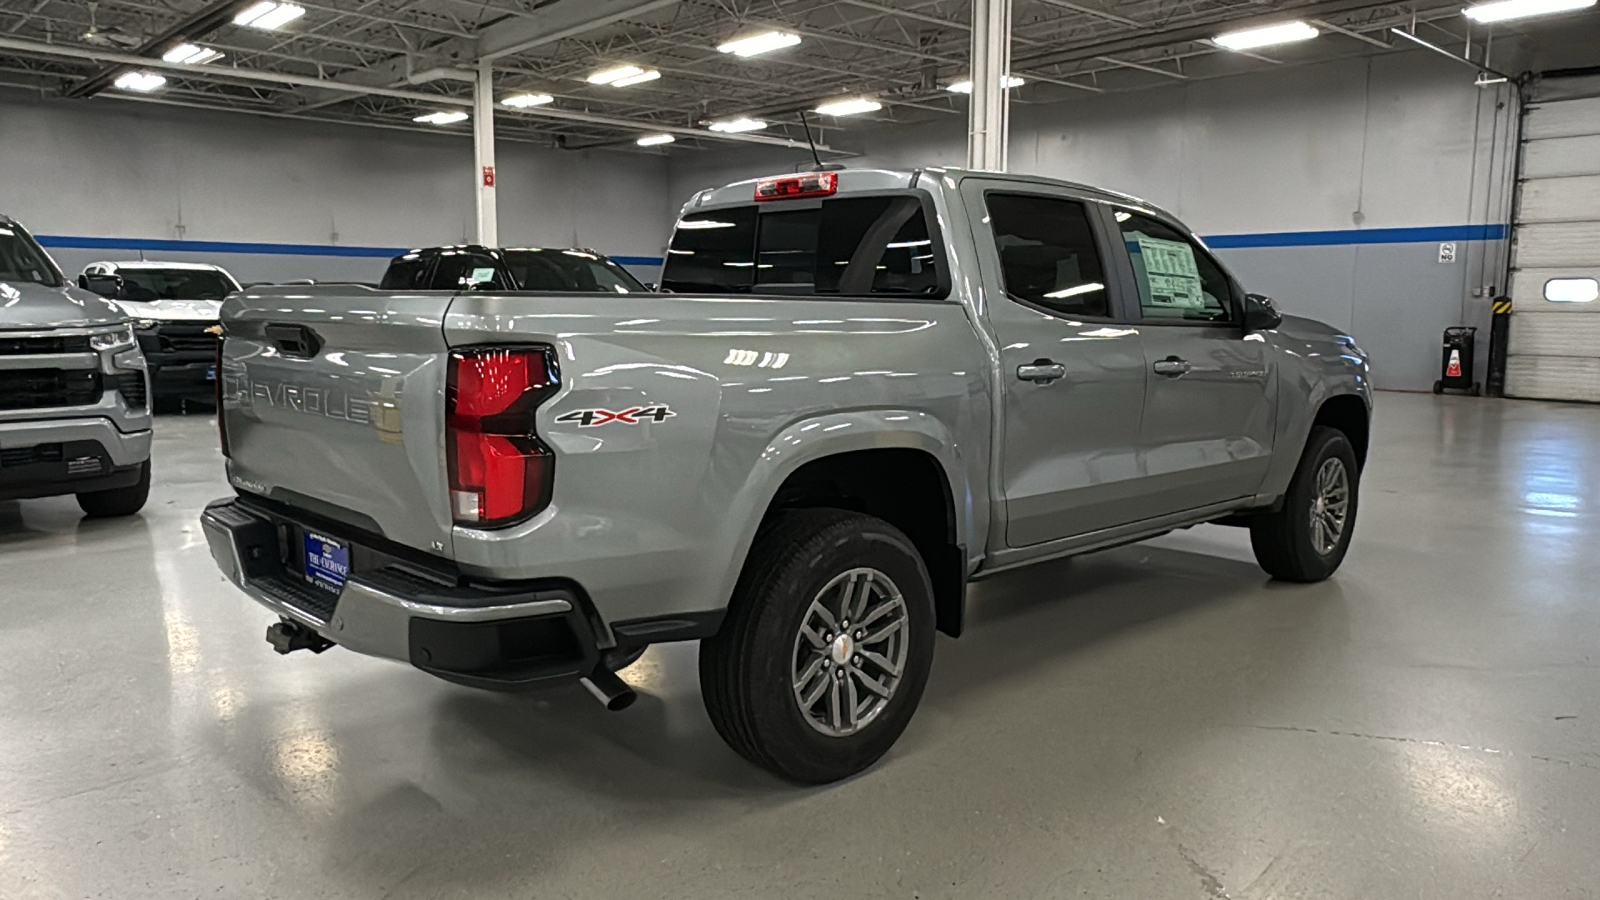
[986,194,1109,318]
[1115,210,1232,322]
[381,255,430,290]
[661,195,943,296]
[430,250,509,292]
[503,249,646,293]
[0,224,63,287]
[661,207,759,293]
[118,268,235,301]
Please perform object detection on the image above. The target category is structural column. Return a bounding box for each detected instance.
[967,0,1012,171]
[473,60,499,246]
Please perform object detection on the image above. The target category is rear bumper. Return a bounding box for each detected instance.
[0,417,152,501]
[200,496,603,690]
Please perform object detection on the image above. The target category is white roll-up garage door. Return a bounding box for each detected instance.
[1506,92,1600,402]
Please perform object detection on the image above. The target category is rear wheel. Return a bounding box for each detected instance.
[77,460,151,518]
[1249,427,1358,582]
[699,509,936,784]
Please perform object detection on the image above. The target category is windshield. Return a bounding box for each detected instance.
[501,249,647,293]
[117,268,237,302]
[0,223,65,288]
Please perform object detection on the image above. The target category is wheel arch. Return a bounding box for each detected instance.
[1312,393,1370,472]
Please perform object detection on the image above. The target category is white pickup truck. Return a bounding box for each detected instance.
[202,167,1371,783]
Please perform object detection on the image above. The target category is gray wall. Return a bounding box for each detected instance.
[0,91,674,285]
[668,52,1521,391]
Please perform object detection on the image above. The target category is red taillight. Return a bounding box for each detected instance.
[446,346,559,528]
[754,171,837,201]
[215,336,230,458]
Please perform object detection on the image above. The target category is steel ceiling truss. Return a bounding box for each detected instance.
[0,0,1490,148]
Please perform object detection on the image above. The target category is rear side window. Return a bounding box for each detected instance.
[381,255,430,290]
[986,193,1109,318]
[661,194,944,297]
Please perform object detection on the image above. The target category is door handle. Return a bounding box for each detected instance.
[1152,356,1191,377]
[1017,359,1067,384]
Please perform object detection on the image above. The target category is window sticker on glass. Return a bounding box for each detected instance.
[469,267,497,284]
[1129,235,1205,309]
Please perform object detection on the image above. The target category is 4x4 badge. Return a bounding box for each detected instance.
[555,406,675,427]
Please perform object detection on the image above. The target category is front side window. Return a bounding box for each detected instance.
[431,251,509,292]
[985,193,1110,318]
[0,224,64,288]
[118,268,236,301]
[660,194,943,297]
[1114,210,1233,323]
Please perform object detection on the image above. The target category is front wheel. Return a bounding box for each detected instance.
[699,509,936,784]
[77,460,151,518]
[1249,427,1358,582]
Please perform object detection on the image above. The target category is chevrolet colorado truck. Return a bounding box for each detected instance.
[79,261,240,398]
[1,216,153,516]
[201,168,1370,783]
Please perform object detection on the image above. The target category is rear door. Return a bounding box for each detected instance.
[1108,206,1275,513]
[960,179,1154,548]
[218,285,458,554]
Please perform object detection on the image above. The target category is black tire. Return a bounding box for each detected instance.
[699,508,936,784]
[1432,380,1444,395]
[1249,427,1358,582]
[76,460,151,518]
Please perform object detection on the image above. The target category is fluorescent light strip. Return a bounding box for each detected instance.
[413,111,468,125]
[717,31,802,57]
[637,133,675,146]
[708,117,767,133]
[502,92,554,108]
[162,43,224,65]
[1042,282,1105,300]
[113,71,167,92]
[814,97,881,117]
[1212,20,1319,51]
[588,65,643,85]
[611,69,661,87]
[234,1,305,30]
[946,75,1024,93]
[1463,0,1595,22]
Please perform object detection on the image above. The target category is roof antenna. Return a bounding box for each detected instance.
[797,111,824,170]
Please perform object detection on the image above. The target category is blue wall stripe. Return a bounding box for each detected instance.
[34,222,1509,266]
[1202,224,1508,249]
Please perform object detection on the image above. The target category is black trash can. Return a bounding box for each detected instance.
[1434,326,1480,396]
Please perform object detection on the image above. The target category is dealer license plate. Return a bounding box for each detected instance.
[303,531,350,593]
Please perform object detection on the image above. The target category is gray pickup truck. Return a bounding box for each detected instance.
[1,216,153,516]
[201,168,1370,783]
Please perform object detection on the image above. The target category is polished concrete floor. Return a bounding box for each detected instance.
[3,392,1599,899]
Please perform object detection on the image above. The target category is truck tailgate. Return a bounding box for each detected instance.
[218,287,456,555]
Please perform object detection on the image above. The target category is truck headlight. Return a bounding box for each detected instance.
[90,324,136,351]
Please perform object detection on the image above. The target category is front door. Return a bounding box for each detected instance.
[962,181,1156,548]
[1109,207,1276,513]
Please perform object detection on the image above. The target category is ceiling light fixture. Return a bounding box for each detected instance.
[708,117,768,133]
[233,1,305,30]
[814,97,881,117]
[413,110,469,125]
[717,31,803,57]
[637,133,676,146]
[588,65,643,85]
[946,75,1025,93]
[1212,20,1319,51]
[502,92,554,108]
[162,43,224,65]
[611,69,661,87]
[113,71,167,92]
[1463,0,1595,22]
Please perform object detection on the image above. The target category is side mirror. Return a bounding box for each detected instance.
[82,273,124,300]
[1243,293,1282,332]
